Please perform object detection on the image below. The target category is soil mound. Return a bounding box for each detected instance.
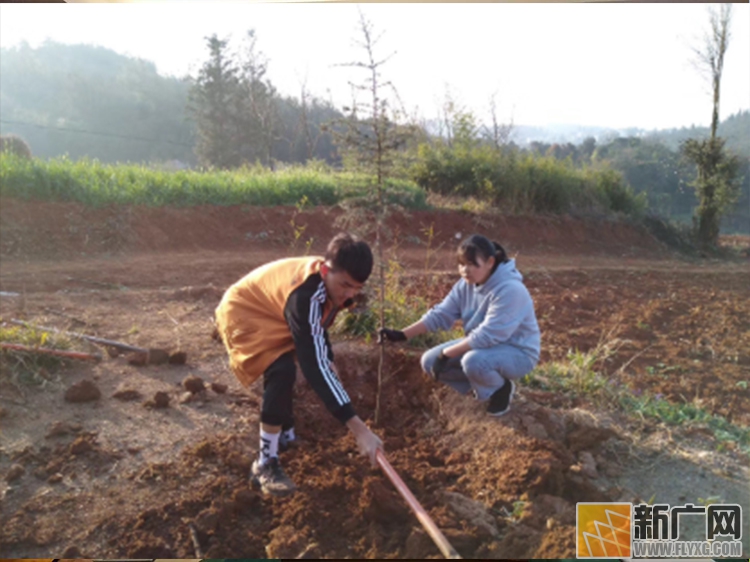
[1,197,668,260]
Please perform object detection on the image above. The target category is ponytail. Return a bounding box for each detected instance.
[457,234,510,272]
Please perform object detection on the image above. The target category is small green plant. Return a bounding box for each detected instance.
[303,237,314,256]
[524,328,625,398]
[511,500,526,519]
[736,380,748,390]
[289,196,309,254]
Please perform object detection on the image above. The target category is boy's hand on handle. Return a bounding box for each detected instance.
[346,416,384,466]
[356,427,384,467]
[377,328,407,344]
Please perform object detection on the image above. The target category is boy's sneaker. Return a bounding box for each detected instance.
[487,380,515,416]
[250,457,296,496]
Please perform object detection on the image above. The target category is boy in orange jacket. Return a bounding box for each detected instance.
[215,233,382,496]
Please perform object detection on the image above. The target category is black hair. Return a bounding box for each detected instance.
[457,234,509,273]
[325,232,373,284]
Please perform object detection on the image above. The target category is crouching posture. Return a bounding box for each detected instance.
[215,233,383,496]
[380,234,540,416]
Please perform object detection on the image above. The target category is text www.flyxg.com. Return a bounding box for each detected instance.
[632,540,742,558]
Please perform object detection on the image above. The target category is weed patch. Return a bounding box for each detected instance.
[0,324,75,390]
[525,343,750,454]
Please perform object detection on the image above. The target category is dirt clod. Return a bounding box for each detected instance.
[211,382,228,394]
[144,391,170,409]
[69,436,95,455]
[192,441,214,459]
[61,545,82,558]
[564,409,617,452]
[578,451,599,479]
[520,494,575,530]
[194,507,220,535]
[46,420,72,438]
[169,351,188,365]
[148,349,170,365]
[182,375,205,394]
[48,473,64,484]
[127,351,148,366]
[5,464,24,482]
[64,379,101,403]
[443,491,500,538]
[112,386,142,401]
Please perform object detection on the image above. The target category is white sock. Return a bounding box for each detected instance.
[259,429,280,464]
[281,427,296,444]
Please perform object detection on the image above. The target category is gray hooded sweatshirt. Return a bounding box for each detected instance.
[420,259,540,362]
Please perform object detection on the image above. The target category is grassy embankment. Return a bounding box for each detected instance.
[0,155,426,208]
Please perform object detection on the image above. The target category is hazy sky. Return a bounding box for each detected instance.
[1,3,748,131]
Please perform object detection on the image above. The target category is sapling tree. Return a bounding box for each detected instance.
[334,9,413,424]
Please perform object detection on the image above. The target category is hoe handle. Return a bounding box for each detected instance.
[10,318,147,353]
[376,449,462,559]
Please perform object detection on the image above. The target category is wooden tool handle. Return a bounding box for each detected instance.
[376,449,462,559]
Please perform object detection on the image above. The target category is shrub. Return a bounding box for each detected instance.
[0,134,32,159]
[410,143,646,217]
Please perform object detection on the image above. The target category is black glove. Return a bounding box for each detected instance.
[377,328,407,344]
[431,351,450,380]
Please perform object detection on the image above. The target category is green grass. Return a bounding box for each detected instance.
[0,154,428,209]
[524,345,750,455]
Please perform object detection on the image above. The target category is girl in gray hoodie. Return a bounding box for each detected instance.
[379,234,540,416]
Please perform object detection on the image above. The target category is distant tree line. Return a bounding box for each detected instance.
[1,37,747,234]
[0,41,195,165]
[0,39,343,168]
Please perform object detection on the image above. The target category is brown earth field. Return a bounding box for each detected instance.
[1,198,749,559]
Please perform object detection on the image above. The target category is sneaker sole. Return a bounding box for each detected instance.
[487,381,515,417]
[250,476,297,496]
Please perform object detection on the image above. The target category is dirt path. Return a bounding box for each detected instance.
[1,199,748,558]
